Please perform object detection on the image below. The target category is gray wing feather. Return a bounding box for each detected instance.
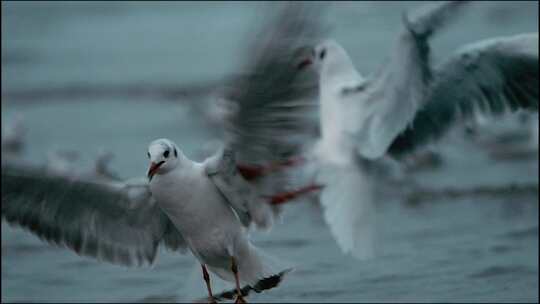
[205,147,280,230]
[205,3,326,229]
[221,2,324,164]
[1,163,187,267]
[205,148,256,228]
[389,33,539,157]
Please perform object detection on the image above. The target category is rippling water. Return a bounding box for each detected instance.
[2,2,538,302]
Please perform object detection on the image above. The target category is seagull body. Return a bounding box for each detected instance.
[147,139,277,287]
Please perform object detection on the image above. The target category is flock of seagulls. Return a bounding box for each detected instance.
[2,1,538,303]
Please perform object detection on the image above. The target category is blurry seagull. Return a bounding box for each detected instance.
[1,113,27,157]
[292,1,538,259]
[1,3,324,303]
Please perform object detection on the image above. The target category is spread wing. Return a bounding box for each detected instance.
[389,32,539,157]
[219,2,323,164]
[1,162,187,267]
[205,3,325,229]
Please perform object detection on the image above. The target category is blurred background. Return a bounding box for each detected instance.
[1,1,538,302]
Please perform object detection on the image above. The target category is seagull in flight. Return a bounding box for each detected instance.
[292,1,538,259]
[1,3,324,303]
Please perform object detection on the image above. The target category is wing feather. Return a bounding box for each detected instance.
[221,2,324,164]
[1,163,187,267]
[389,33,539,157]
[206,3,326,230]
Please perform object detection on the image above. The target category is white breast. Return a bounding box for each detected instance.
[149,163,240,242]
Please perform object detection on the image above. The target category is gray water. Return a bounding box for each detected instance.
[1,2,538,302]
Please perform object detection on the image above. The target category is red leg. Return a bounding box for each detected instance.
[201,264,217,303]
[231,257,246,304]
[237,156,305,181]
[265,184,324,205]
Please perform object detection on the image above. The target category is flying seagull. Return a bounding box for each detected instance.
[1,3,324,303]
[290,1,539,259]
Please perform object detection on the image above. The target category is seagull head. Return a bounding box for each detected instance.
[147,138,181,181]
[311,39,363,86]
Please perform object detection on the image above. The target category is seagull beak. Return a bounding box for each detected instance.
[147,161,165,181]
[297,58,313,70]
[295,46,314,70]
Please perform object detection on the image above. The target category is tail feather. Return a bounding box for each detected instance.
[317,160,376,260]
[199,269,292,302]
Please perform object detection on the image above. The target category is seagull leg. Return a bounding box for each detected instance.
[201,264,218,304]
[265,183,324,205]
[237,156,305,181]
[231,257,247,304]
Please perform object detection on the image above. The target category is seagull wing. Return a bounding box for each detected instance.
[220,2,323,164]
[2,162,188,267]
[345,1,469,159]
[205,147,258,228]
[206,3,325,229]
[388,32,539,157]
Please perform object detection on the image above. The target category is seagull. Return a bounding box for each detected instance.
[147,138,294,303]
[1,3,325,303]
[288,1,538,259]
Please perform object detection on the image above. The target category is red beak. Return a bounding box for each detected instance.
[147,161,164,180]
[297,58,313,70]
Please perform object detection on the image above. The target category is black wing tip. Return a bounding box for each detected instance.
[252,268,294,292]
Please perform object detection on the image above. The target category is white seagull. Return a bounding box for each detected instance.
[1,3,324,303]
[289,1,538,259]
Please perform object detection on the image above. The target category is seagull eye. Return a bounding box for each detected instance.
[174,148,178,157]
[163,150,170,158]
[147,152,150,158]
[319,49,326,60]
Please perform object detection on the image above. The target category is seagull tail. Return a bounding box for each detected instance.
[211,240,293,296]
[208,268,293,302]
[316,159,377,260]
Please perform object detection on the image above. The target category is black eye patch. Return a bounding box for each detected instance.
[174,148,178,157]
[147,152,150,158]
[163,150,170,158]
[319,49,326,60]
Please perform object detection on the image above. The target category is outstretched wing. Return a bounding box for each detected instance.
[206,3,325,229]
[1,162,187,267]
[220,2,324,164]
[347,1,469,159]
[388,32,539,157]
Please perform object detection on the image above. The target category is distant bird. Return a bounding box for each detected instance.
[44,147,121,182]
[1,113,27,157]
[46,148,81,176]
[1,3,324,303]
[293,1,538,259]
